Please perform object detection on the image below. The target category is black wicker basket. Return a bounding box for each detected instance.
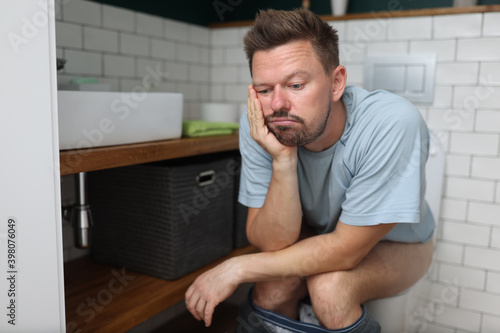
[88,152,236,280]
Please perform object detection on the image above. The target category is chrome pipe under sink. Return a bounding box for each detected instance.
[72,172,93,249]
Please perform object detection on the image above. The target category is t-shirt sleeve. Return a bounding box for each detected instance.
[238,111,273,208]
[339,100,429,226]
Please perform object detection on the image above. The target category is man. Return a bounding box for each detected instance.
[185,8,434,333]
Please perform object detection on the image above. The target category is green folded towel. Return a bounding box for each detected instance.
[182,120,239,138]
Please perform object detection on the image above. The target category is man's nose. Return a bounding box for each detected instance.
[270,86,290,112]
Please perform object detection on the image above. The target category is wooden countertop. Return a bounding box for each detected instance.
[60,134,239,175]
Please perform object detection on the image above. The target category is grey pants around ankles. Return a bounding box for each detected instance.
[235,287,381,333]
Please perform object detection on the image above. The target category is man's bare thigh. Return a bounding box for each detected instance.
[307,240,434,305]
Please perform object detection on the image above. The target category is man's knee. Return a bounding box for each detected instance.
[307,270,352,299]
[307,271,363,329]
[253,278,306,311]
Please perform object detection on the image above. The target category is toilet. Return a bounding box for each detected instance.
[365,130,445,333]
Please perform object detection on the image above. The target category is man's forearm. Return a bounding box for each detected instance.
[236,233,346,283]
[247,158,303,252]
[238,222,395,284]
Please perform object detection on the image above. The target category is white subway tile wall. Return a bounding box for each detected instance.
[62,0,101,26]
[435,242,463,264]
[446,177,495,201]
[63,49,101,75]
[483,315,500,332]
[457,38,500,62]
[103,54,134,77]
[428,108,475,131]
[468,202,500,225]
[165,19,189,42]
[465,246,500,271]
[120,33,149,57]
[424,323,455,333]
[442,198,468,220]
[57,1,500,330]
[345,19,388,41]
[55,22,82,49]
[434,306,481,332]
[84,26,119,52]
[433,14,483,39]
[410,40,457,62]
[439,264,486,290]
[387,17,433,40]
[483,12,500,36]
[442,221,490,247]
[453,86,500,110]
[102,5,135,32]
[136,12,163,38]
[490,229,500,248]
[487,271,500,293]
[366,41,409,56]
[436,63,479,85]
[55,1,62,21]
[449,132,499,156]
[476,110,500,132]
[480,63,500,84]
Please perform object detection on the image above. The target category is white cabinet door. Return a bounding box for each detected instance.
[0,0,65,331]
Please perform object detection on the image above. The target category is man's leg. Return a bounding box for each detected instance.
[235,220,312,332]
[307,240,434,330]
[251,222,315,319]
[252,277,308,319]
[235,278,308,333]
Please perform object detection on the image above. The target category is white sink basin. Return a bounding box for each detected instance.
[57,91,183,150]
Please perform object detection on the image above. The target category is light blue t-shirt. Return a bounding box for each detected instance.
[238,86,435,243]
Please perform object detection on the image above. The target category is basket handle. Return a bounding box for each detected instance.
[196,170,216,187]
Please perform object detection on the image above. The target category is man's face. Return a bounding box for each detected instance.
[252,40,333,147]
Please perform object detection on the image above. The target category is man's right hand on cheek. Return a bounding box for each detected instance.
[247,85,298,163]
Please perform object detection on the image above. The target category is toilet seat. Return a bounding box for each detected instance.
[365,288,411,333]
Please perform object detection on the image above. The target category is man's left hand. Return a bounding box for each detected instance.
[185,257,241,327]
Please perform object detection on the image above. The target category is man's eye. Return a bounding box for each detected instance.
[290,84,303,90]
[258,89,270,94]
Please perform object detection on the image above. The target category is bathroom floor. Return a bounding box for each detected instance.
[152,302,239,333]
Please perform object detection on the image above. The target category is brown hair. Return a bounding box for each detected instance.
[243,8,339,76]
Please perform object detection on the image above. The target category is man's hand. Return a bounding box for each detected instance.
[245,85,303,251]
[247,85,297,162]
[185,258,241,327]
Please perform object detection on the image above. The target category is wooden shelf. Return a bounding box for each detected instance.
[61,134,246,332]
[64,245,257,333]
[60,134,239,175]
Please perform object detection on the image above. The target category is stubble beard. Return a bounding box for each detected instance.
[265,98,332,147]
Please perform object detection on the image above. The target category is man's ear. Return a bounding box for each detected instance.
[331,65,347,102]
